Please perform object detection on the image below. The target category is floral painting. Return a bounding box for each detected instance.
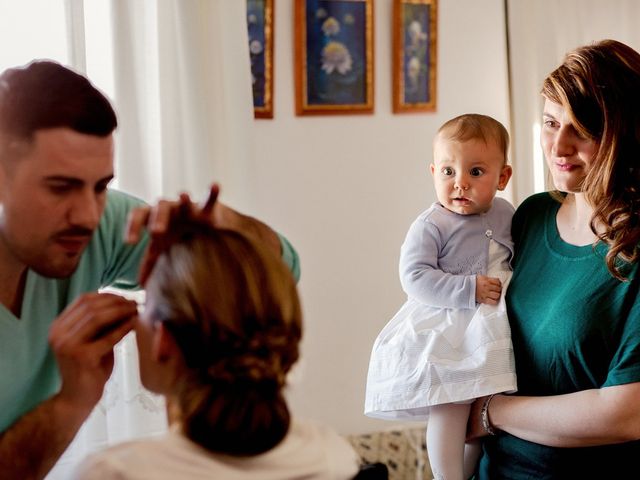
[295,0,374,115]
[393,0,437,113]
[247,0,274,118]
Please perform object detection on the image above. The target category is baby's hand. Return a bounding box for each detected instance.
[476,275,502,305]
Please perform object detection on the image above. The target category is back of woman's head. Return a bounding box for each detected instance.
[145,222,302,455]
[542,39,640,279]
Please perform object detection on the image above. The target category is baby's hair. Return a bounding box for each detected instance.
[437,113,510,165]
[145,221,302,456]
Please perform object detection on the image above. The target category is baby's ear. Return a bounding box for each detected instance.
[497,165,513,190]
[430,163,436,176]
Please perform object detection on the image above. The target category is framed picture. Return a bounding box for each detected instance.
[247,0,274,118]
[392,0,437,113]
[294,0,374,115]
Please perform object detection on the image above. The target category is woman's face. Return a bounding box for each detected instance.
[541,98,598,193]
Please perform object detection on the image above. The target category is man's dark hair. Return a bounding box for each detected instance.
[0,60,117,140]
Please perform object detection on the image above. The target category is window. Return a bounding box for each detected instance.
[0,0,69,72]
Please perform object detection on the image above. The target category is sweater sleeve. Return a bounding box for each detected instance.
[399,217,477,309]
[278,232,301,283]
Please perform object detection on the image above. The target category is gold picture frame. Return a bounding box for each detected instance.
[294,0,374,116]
[392,0,437,113]
[247,0,274,118]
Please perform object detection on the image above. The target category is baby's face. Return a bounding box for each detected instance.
[430,137,511,215]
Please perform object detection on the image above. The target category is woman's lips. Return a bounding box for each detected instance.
[555,162,579,171]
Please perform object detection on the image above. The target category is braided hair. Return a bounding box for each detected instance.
[144,220,302,455]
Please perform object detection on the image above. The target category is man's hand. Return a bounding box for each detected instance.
[0,293,138,480]
[48,292,138,414]
[125,183,282,285]
[475,275,502,305]
[125,184,219,244]
[125,184,219,284]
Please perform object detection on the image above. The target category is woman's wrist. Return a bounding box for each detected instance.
[481,394,499,435]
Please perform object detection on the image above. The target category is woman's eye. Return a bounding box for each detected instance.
[442,167,454,176]
[470,168,483,177]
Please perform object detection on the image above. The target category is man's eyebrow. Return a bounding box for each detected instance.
[43,174,114,186]
[97,175,115,185]
[43,176,84,186]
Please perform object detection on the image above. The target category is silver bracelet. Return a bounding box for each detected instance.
[481,394,497,436]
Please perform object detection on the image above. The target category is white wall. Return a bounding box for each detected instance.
[507,0,640,204]
[246,0,510,435]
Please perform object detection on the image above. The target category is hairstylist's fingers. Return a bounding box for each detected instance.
[135,187,221,285]
[92,314,136,356]
[139,245,160,286]
[50,293,137,351]
[125,205,152,244]
[148,199,175,235]
[200,183,220,217]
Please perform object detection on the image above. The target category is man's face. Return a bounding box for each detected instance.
[0,127,114,278]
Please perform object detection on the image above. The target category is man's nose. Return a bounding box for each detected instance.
[68,191,101,230]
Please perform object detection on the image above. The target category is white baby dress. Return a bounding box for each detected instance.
[364,240,517,421]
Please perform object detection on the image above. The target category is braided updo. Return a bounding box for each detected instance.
[144,221,302,455]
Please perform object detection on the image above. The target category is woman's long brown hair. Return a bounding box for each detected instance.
[542,39,640,280]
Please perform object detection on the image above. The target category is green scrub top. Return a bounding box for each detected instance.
[0,190,300,434]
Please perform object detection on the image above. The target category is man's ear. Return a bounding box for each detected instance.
[497,165,513,191]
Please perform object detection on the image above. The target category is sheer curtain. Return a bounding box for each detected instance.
[47,1,255,478]
[506,0,640,205]
[109,0,255,207]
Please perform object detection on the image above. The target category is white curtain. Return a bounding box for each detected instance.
[47,1,255,478]
[110,0,255,207]
[506,0,640,204]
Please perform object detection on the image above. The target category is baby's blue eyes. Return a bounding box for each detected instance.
[442,167,454,176]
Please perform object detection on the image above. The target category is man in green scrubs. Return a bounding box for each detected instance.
[0,60,299,479]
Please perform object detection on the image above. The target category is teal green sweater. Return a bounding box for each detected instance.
[478,192,640,479]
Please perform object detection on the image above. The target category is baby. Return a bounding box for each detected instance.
[365,114,518,480]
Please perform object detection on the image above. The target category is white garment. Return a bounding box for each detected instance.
[365,241,517,420]
[72,419,360,480]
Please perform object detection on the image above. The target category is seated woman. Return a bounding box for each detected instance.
[73,213,360,479]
